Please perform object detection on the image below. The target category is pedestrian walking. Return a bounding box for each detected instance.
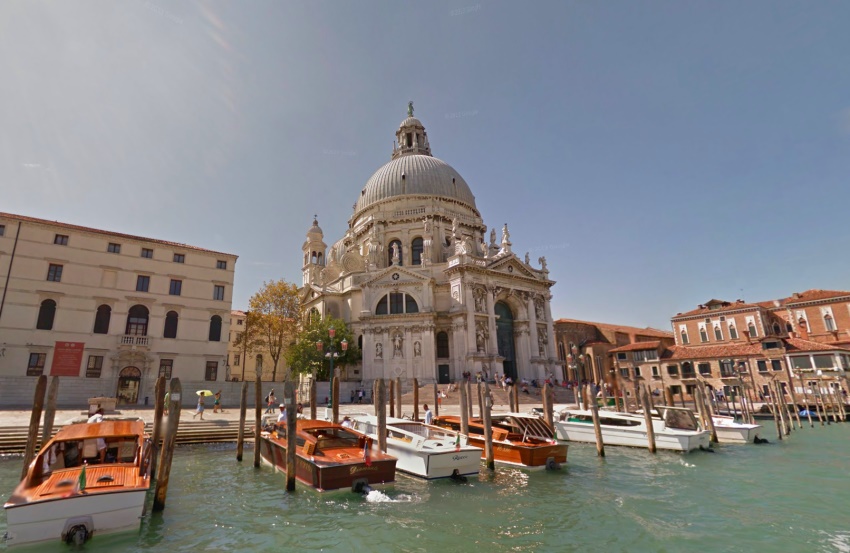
[213,390,223,413]
[265,389,276,414]
[193,392,206,420]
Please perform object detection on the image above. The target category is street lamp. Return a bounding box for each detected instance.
[567,342,588,408]
[316,326,348,379]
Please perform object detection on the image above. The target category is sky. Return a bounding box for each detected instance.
[2,1,849,330]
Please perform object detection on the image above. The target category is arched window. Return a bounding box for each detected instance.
[256,355,263,371]
[699,327,708,342]
[825,314,836,332]
[388,240,402,266]
[36,299,57,330]
[747,322,758,337]
[680,329,689,345]
[164,311,179,339]
[714,325,723,341]
[209,315,222,342]
[558,342,566,361]
[785,322,793,333]
[436,331,450,358]
[728,324,738,340]
[405,294,419,314]
[125,305,149,336]
[375,292,418,315]
[317,252,324,266]
[93,304,111,334]
[772,322,781,335]
[411,237,424,265]
[376,296,388,315]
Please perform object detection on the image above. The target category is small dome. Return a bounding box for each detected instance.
[307,217,323,236]
[354,155,476,213]
[399,116,423,128]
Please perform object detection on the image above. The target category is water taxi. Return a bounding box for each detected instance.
[259,419,396,492]
[432,414,566,470]
[349,415,481,480]
[711,415,763,444]
[4,419,152,547]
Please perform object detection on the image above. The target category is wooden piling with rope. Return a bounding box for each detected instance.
[21,375,47,480]
[236,381,248,462]
[254,376,262,468]
[41,376,59,447]
[377,379,387,453]
[153,378,182,511]
[285,381,297,492]
[433,382,439,418]
[150,376,165,479]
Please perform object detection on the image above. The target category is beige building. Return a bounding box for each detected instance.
[301,105,559,386]
[0,212,238,407]
[226,309,289,382]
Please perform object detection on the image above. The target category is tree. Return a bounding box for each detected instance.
[241,279,302,381]
[286,311,360,381]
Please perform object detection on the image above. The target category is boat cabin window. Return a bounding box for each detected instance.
[597,416,641,427]
[661,409,698,431]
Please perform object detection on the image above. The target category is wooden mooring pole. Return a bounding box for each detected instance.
[21,375,47,479]
[413,378,420,421]
[460,380,470,437]
[150,376,165,479]
[254,376,262,467]
[332,376,340,424]
[153,378,182,511]
[41,376,60,447]
[797,375,814,428]
[433,382,439,418]
[310,378,317,420]
[477,381,484,419]
[768,380,783,441]
[236,381,248,461]
[389,379,395,418]
[640,385,656,453]
[395,377,402,419]
[482,383,495,471]
[285,381,297,492]
[542,383,554,436]
[466,380,474,420]
[587,384,605,457]
[377,379,387,453]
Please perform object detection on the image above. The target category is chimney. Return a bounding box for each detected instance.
[797,318,809,341]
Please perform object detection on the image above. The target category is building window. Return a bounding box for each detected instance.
[411,237,424,265]
[173,253,185,263]
[27,353,46,376]
[159,359,173,379]
[217,260,227,270]
[141,248,154,259]
[619,368,630,378]
[669,385,682,395]
[747,321,758,337]
[558,342,566,361]
[54,234,69,245]
[772,322,781,335]
[93,304,111,334]
[136,275,150,292]
[169,279,182,296]
[209,315,222,342]
[86,355,103,378]
[46,264,63,282]
[680,330,689,345]
[214,285,225,301]
[651,366,659,377]
[36,299,57,330]
[666,364,679,376]
[633,367,641,378]
[681,362,695,377]
[617,352,627,361]
[720,360,735,377]
[205,361,218,380]
[771,360,782,371]
[729,324,738,340]
[237,319,243,326]
[233,354,240,366]
[388,240,402,266]
[714,325,723,341]
[164,311,179,339]
[699,327,708,343]
[698,363,712,376]
[0,224,5,236]
[108,243,121,254]
[125,304,149,336]
[757,360,768,372]
[436,331,450,358]
[375,293,418,315]
[825,314,836,332]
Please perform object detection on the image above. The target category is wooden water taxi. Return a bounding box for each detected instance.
[259,419,396,492]
[432,414,566,470]
[4,420,152,547]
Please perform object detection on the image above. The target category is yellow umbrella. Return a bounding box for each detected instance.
[196,390,215,397]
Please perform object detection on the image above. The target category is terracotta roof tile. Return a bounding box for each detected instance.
[0,212,238,257]
[784,289,850,305]
[663,343,763,360]
[783,337,849,353]
[553,319,673,338]
[609,341,661,353]
[672,301,761,318]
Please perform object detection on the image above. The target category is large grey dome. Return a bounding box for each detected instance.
[354,154,476,213]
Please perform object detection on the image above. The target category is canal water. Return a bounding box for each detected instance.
[1,424,849,552]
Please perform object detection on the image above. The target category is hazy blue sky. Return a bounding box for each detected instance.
[3,1,849,329]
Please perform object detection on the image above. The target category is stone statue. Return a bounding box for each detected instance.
[535,297,545,320]
[414,341,421,357]
[539,256,547,271]
[391,242,400,266]
[537,331,547,357]
[423,216,432,236]
[376,343,383,359]
[481,237,489,259]
[408,101,414,117]
[393,333,404,357]
[474,287,486,313]
[489,228,496,247]
[452,217,459,239]
[502,223,510,243]
[524,252,530,265]
[476,326,487,353]
[461,236,474,255]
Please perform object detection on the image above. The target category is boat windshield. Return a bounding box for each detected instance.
[306,428,360,450]
[662,409,699,431]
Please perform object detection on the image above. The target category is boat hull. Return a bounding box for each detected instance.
[260,436,395,491]
[714,425,762,444]
[4,489,147,547]
[388,444,481,479]
[554,421,709,452]
[466,436,567,469]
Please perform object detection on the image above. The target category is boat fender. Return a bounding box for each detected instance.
[698,445,715,453]
[449,469,468,483]
[62,516,93,545]
[351,478,372,494]
[753,436,769,444]
[545,457,561,470]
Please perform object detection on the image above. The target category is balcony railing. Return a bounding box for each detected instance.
[120,335,149,347]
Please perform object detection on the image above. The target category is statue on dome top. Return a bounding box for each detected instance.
[539,256,548,272]
[408,101,414,117]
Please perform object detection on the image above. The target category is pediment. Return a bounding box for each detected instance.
[486,256,540,279]
[362,266,430,288]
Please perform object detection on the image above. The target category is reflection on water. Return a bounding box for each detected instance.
[1,427,849,552]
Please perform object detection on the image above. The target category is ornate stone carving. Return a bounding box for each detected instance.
[476,321,489,353]
[499,223,512,256]
[537,328,548,356]
[391,242,400,266]
[539,256,548,272]
[392,332,404,358]
[376,343,383,359]
[473,286,487,313]
[414,341,421,357]
[534,296,545,320]
[524,252,530,265]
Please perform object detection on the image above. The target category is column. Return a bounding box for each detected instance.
[515,325,531,379]
[527,293,539,358]
[543,294,556,359]
[486,287,498,354]
[464,280,477,354]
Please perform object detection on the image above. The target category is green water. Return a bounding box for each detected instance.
[2,425,849,552]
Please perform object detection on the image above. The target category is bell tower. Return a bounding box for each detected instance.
[302,216,327,286]
[392,101,431,159]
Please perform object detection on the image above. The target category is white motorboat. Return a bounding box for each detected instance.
[553,406,710,452]
[350,415,482,480]
[4,420,152,547]
[711,416,763,444]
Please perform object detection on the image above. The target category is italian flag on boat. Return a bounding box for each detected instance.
[363,441,372,467]
[455,433,461,451]
[77,462,87,492]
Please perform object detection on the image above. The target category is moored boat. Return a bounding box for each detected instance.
[350,415,481,480]
[711,416,763,444]
[432,413,566,470]
[4,419,152,547]
[259,419,396,492]
[554,406,710,452]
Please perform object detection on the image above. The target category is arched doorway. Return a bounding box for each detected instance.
[495,302,517,381]
[117,366,142,405]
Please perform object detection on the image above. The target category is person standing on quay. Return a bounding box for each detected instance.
[213,390,223,414]
[423,404,433,425]
[265,389,276,414]
[193,392,206,420]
